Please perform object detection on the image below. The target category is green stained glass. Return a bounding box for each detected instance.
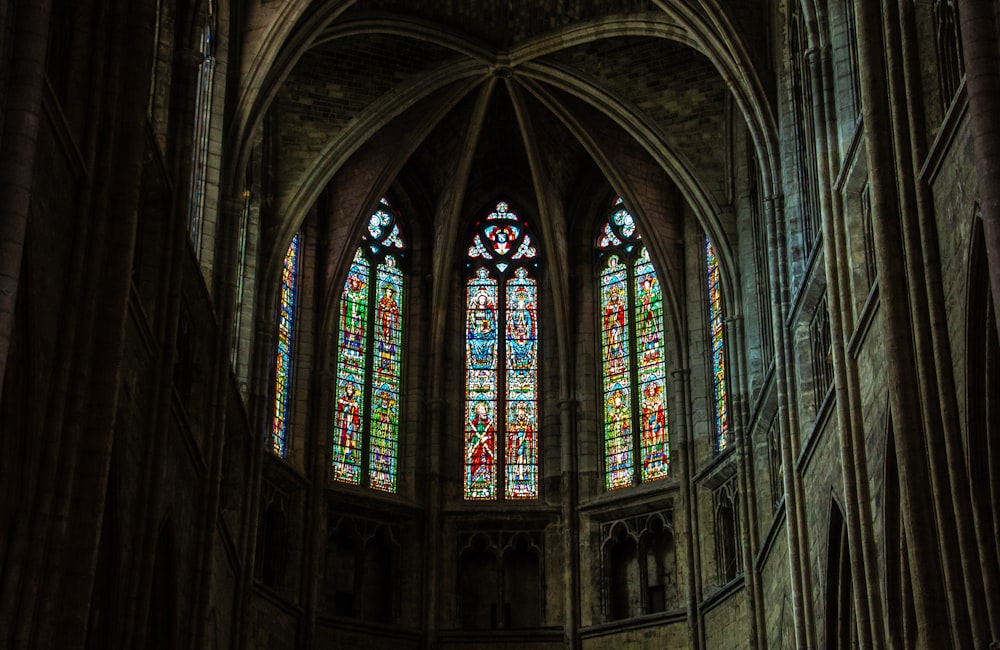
[601,255,633,490]
[332,250,370,484]
[634,248,668,480]
[597,198,670,490]
[331,198,405,491]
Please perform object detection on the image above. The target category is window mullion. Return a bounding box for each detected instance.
[498,274,507,501]
[626,259,642,488]
[360,259,377,488]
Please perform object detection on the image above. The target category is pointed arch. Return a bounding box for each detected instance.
[825,500,859,648]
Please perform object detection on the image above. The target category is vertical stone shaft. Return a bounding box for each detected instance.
[0,0,52,388]
[956,1,1000,341]
[853,0,954,646]
[808,36,885,649]
[893,0,995,644]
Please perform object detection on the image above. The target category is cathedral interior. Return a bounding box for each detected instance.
[2,0,1000,648]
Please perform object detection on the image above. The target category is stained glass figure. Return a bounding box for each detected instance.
[332,250,369,484]
[464,201,539,500]
[634,248,668,481]
[506,268,538,499]
[465,268,499,499]
[331,199,405,492]
[597,198,669,489]
[272,233,300,456]
[706,237,729,452]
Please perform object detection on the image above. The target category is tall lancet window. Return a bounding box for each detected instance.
[706,237,730,452]
[187,10,215,248]
[272,233,301,456]
[464,201,539,500]
[332,198,405,492]
[598,197,669,490]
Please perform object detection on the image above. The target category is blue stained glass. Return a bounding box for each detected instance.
[707,237,729,452]
[484,223,521,255]
[272,233,300,456]
[465,268,499,500]
[506,268,538,499]
[464,201,540,500]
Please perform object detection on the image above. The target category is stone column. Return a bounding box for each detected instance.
[807,39,886,649]
[956,0,1000,341]
[762,193,813,648]
[893,0,996,644]
[558,398,580,650]
[0,0,53,388]
[423,398,447,646]
[726,315,767,650]
[853,0,955,646]
[672,367,703,650]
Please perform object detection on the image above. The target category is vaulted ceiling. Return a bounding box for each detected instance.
[233,0,778,296]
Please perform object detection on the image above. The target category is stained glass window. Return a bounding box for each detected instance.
[465,201,539,500]
[706,237,729,452]
[187,17,215,248]
[597,197,669,490]
[332,198,405,492]
[272,232,300,456]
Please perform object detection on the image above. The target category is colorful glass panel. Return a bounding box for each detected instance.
[465,201,540,500]
[487,201,516,221]
[332,250,370,484]
[634,247,669,480]
[484,223,521,255]
[612,206,637,238]
[468,234,494,260]
[598,222,623,249]
[272,233,300,456]
[505,268,538,499]
[332,199,406,491]
[465,268,499,499]
[707,238,729,451]
[369,256,403,491]
[597,198,670,489]
[601,255,633,490]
